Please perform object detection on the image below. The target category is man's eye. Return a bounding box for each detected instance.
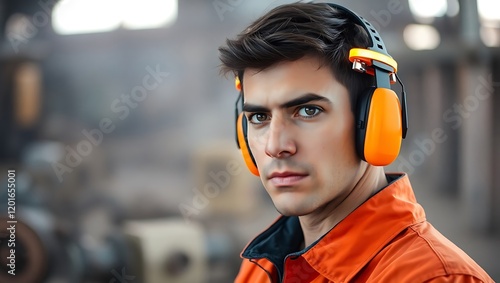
[248,113,269,124]
[297,106,321,118]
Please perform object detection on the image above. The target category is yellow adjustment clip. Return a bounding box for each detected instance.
[349,48,398,73]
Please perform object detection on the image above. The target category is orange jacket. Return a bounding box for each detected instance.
[235,174,494,283]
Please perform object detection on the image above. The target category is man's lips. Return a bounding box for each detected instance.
[268,171,308,187]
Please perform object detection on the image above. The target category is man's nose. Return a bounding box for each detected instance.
[264,116,297,158]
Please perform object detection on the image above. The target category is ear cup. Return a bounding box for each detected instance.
[356,87,402,166]
[236,113,260,176]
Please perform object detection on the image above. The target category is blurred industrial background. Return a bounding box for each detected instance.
[0,0,498,282]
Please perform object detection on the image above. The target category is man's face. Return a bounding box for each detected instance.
[242,56,364,216]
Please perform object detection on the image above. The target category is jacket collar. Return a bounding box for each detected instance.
[241,174,426,282]
[241,213,303,279]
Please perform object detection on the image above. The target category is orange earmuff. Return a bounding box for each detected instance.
[236,112,259,176]
[349,47,405,166]
[356,88,402,166]
[325,3,407,166]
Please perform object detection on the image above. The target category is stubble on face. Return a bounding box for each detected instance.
[243,56,362,218]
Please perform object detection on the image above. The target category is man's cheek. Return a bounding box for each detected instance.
[248,133,266,153]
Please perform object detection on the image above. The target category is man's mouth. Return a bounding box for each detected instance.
[268,171,308,187]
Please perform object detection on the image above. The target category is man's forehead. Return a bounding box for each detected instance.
[242,56,327,79]
[242,59,341,103]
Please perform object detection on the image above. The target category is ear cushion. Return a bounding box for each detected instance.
[356,87,402,166]
[236,113,260,176]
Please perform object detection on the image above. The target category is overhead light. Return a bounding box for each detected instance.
[403,24,441,50]
[52,0,121,35]
[409,0,447,19]
[477,0,500,24]
[121,0,177,30]
[446,0,460,17]
[480,26,500,47]
[52,0,178,35]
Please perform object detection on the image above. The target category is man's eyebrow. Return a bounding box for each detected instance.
[242,104,269,113]
[280,93,330,108]
[242,93,330,113]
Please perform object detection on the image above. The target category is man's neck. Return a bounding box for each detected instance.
[298,165,388,248]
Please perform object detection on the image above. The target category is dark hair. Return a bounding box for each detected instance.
[218,2,375,110]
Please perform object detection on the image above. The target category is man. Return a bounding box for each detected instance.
[218,2,493,282]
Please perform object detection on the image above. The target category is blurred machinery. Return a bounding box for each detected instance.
[0,54,260,282]
[0,168,130,283]
[0,119,262,283]
[0,141,253,283]
[0,58,42,163]
[193,141,260,219]
[123,219,206,283]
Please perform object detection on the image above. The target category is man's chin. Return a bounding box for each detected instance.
[272,194,315,216]
[273,204,315,217]
[269,193,319,216]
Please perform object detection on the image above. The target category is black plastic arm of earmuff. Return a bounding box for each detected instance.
[374,68,409,140]
[355,88,374,160]
[373,60,395,75]
[326,3,389,55]
[374,67,391,89]
[396,73,408,139]
[402,89,408,139]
